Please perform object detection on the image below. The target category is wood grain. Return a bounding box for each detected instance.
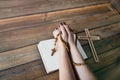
[0,45,40,71]
[86,47,120,71]
[111,0,120,13]
[0,0,109,19]
[35,72,59,80]
[36,47,120,80]
[0,60,46,80]
[0,10,119,53]
[96,62,120,80]
[0,23,119,72]
[0,3,111,32]
[83,34,120,58]
[0,47,119,80]
[0,0,119,80]
[78,22,120,45]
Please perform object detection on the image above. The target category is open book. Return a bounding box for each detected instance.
[37,35,87,73]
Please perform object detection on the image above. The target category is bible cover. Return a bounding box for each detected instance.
[37,35,87,73]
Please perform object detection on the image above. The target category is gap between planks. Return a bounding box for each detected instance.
[0,9,119,53]
[0,23,120,71]
[0,0,109,19]
[96,62,120,80]
[0,45,120,80]
[0,3,111,32]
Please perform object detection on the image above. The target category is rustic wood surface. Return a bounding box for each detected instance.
[96,62,120,80]
[0,6,120,53]
[0,0,109,19]
[0,23,120,71]
[111,0,120,13]
[0,0,120,80]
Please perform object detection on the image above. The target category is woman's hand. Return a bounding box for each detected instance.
[53,22,75,47]
[62,22,75,46]
[53,23,68,52]
[53,23,68,43]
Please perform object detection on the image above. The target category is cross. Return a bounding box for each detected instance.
[77,29,100,62]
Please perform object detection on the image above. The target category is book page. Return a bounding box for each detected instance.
[38,37,87,73]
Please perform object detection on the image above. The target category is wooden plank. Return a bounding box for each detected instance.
[0,45,40,71]
[0,60,46,80]
[0,15,119,80]
[83,33,120,57]
[111,0,120,13]
[78,22,120,45]
[35,72,59,80]
[0,3,111,32]
[96,62,120,80]
[0,24,119,73]
[86,47,120,71]
[0,45,119,80]
[0,10,119,53]
[35,57,120,80]
[0,0,109,19]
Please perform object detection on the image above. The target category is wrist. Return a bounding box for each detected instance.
[57,37,66,50]
[69,42,76,48]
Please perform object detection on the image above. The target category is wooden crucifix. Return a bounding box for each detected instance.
[77,28,100,62]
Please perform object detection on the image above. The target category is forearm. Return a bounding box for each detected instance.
[53,22,96,80]
[70,43,85,63]
[70,43,96,80]
[58,42,76,80]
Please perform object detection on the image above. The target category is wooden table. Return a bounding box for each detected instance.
[0,0,120,80]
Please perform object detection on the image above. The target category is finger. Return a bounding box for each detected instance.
[60,24,67,37]
[57,26,61,33]
[53,29,60,38]
[63,24,71,35]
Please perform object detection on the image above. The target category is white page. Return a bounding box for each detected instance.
[37,35,87,73]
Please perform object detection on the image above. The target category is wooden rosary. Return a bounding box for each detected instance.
[51,32,85,66]
[51,32,69,56]
[51,28,100,65]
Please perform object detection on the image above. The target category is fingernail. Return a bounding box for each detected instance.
[60,22,63,25]
[59,31,62,34]
[62,22,66,25]
[69,27,72,30]
[55,28,58,30]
